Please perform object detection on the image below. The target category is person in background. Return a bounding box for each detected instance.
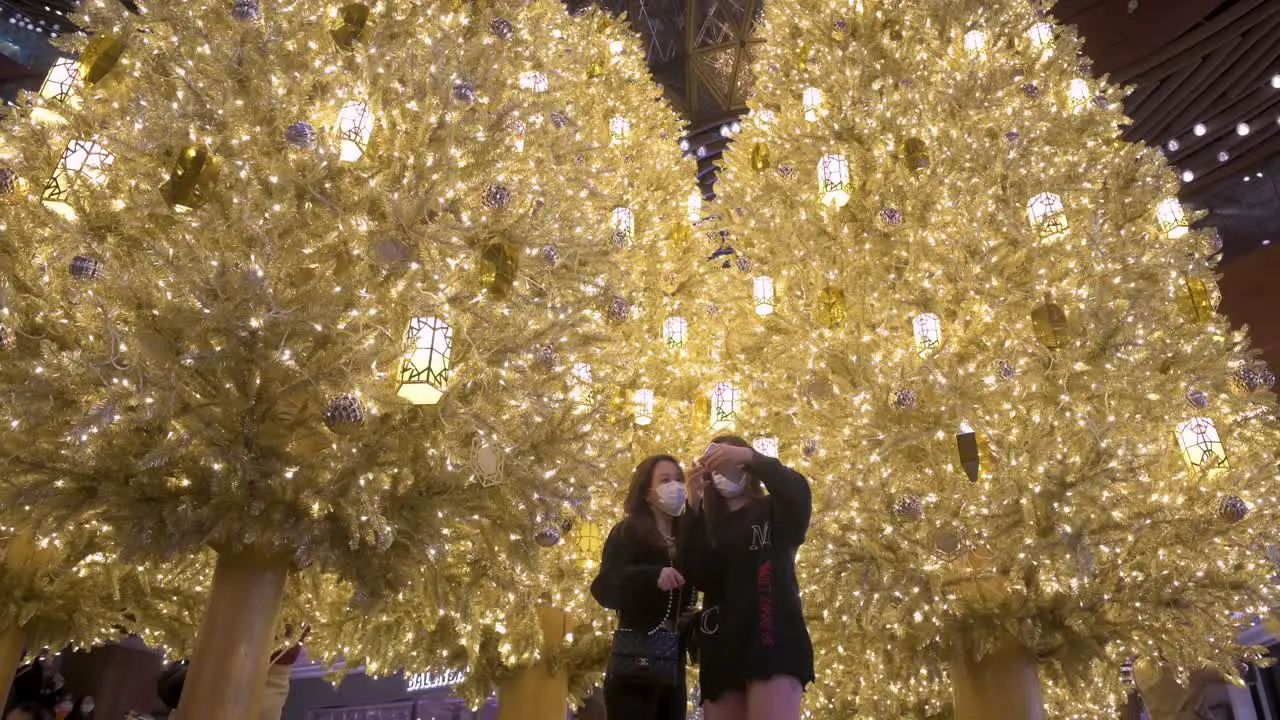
[591,454,698,720]
[687,436,814,720]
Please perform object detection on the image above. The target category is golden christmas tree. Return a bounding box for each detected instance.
[0,0,696,716]
[705,0,1280,717]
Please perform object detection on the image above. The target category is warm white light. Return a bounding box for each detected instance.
[518,72,548,93]
[687,190,702,224]
[803,87,823,122]
[1193,123,1207,136]
[1027,192,1069,240]
[753,276,775,316]
[1218,150,1230,162]
[609,116,631,142]
[1028,23,1054,48]
[633,389,655,426]
[752,437,779,458]
[42,139,114,220]
[39,56,84,105]
[608,39,625,55]
[1176,417,1228,471]
[817,154,851,208]
[335,100,374,163]
[1067,78,1091,113]
[1166,139,1181,152]
[663,316,688,349]
[963,30,988,59]
[1155,197,1189,239]
[710,382,739,431]
[569,363,594,410]
[397,316,452,405]
[1181,170,1195,182]
[1236,122,1250,136]
[913,313,942,358]
[611,207,634,245]
[1272,74,1280,89]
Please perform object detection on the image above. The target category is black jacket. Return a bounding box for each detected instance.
[591,515,697,634]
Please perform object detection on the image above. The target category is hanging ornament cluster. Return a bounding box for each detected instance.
[323,395,366,434]
[1231,365,1276,394]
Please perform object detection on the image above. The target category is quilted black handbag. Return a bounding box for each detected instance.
[607,583,680,686]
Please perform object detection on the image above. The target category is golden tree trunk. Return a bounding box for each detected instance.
[951,638,1046,720]
[497,606,569,720]
[176,550,289,720]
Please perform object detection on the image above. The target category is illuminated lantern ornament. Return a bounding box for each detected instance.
[518,72,549,93]
[817,286,846,327]
[42,139,115,221]
[479,243,519,297]
[609,116,631,143]
[1177,274,1217,323]
[663,316,688,349]
[331,3,372,50]
[633,389,655,426]
[753,276,776,316]
[611,207,635,247]
[912,313,942,358]
[900,137,930,171]
[1031,295,1070,349]
[569,363,594,409]
[573,522,604,568]
[39,57,84,105]
[817,154,851,208]
[334,100,375,163]
[956,422,981,482]
[709,382,739,431]
[1175,416,1228,472]
[396,316,453,405]
[752,437,779,458]
[963,30,988,60]
[1028,22,1054,48]
[750,141,771,172]
[1155,197,1190,239]
[1067,78,1091,113]
[161,145,222,211]
[687,190,703,224]
[802,87,823,122]
[1027,192,1069,240]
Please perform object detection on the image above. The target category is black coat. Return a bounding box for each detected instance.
[590,514,697,633]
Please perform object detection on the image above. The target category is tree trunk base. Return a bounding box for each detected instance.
[951,638,1045,720]
[497,606,569,720]
[176,549,289,720]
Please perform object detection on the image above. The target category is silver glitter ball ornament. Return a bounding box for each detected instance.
[893,496,923,521]
[550,112,569,129]
[489,18,515,41]
[0,168,20,197]
[892,388,917,409]
[483,184,511,210]
[833,18,850,35]
[880,208,904,226]
[802,438,819,457]
[1233,367,1263,393]
[541,246,560,265]
[452,81,477,103]
[323,395,365,435]
[231,0,261,21]
[284,122,317,151]
[705,303,722,318]
[1186,388,1209,409]
[998,360,1017,380]
[1218,495,1248,523]
[735,255,752,273]
[1022,83,1040,98]
[606,296,632,323]
[534,345,559,369]
[776,164,795,179]
[68,255,101,280]
[533,521,562,547]
[1004,130,1020,143]
[0,323,14,351]
[1093,95,1109,110]
[1260,368,1276,390]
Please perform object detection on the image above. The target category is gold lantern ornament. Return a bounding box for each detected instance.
[518,71,549,93]
[331,3,372,50]
[901,137,930,171]
[1155,197,1190,239]
[396,316,453,405]
[81,36,126,84]
[802,87,823,122]
[573,522,605,568]
[334,100,375,163]
[39,56,85,106]
[569,362,595,410]
[609,116,631,143]
[817,154,851,208]
[480,243,519,297]
[1175,416,1228,472]
[912,313,942,358]
[42,139,115,221]
[752,436,780,458]
[753,276,776,316]
[1067,78,1091,113]
[709,381,740,432]
[663,316,688,350]
[817,286,847,327]
[962,30,988,60]
[1177,274,1218,323]
[1027,192,1069,241]
[750,141,771,172]
[633,389,656,426]
[161,145,222,211]
[1031,295,1070,349]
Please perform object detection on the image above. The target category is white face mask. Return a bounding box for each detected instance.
[712,469,747,498]
[650,482,687,517]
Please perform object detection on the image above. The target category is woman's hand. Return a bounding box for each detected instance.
[657,567,686,591]
[694,443,754,477]
[687,471,705,509]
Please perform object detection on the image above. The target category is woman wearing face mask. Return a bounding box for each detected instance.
[591,454,698,720]
[688,435,813,720]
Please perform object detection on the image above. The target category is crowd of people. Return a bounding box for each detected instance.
[592,436,814,720]
[4,660,96,720]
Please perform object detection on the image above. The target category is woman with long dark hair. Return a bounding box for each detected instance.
[687,435,814,720]
[591,454,697,720]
